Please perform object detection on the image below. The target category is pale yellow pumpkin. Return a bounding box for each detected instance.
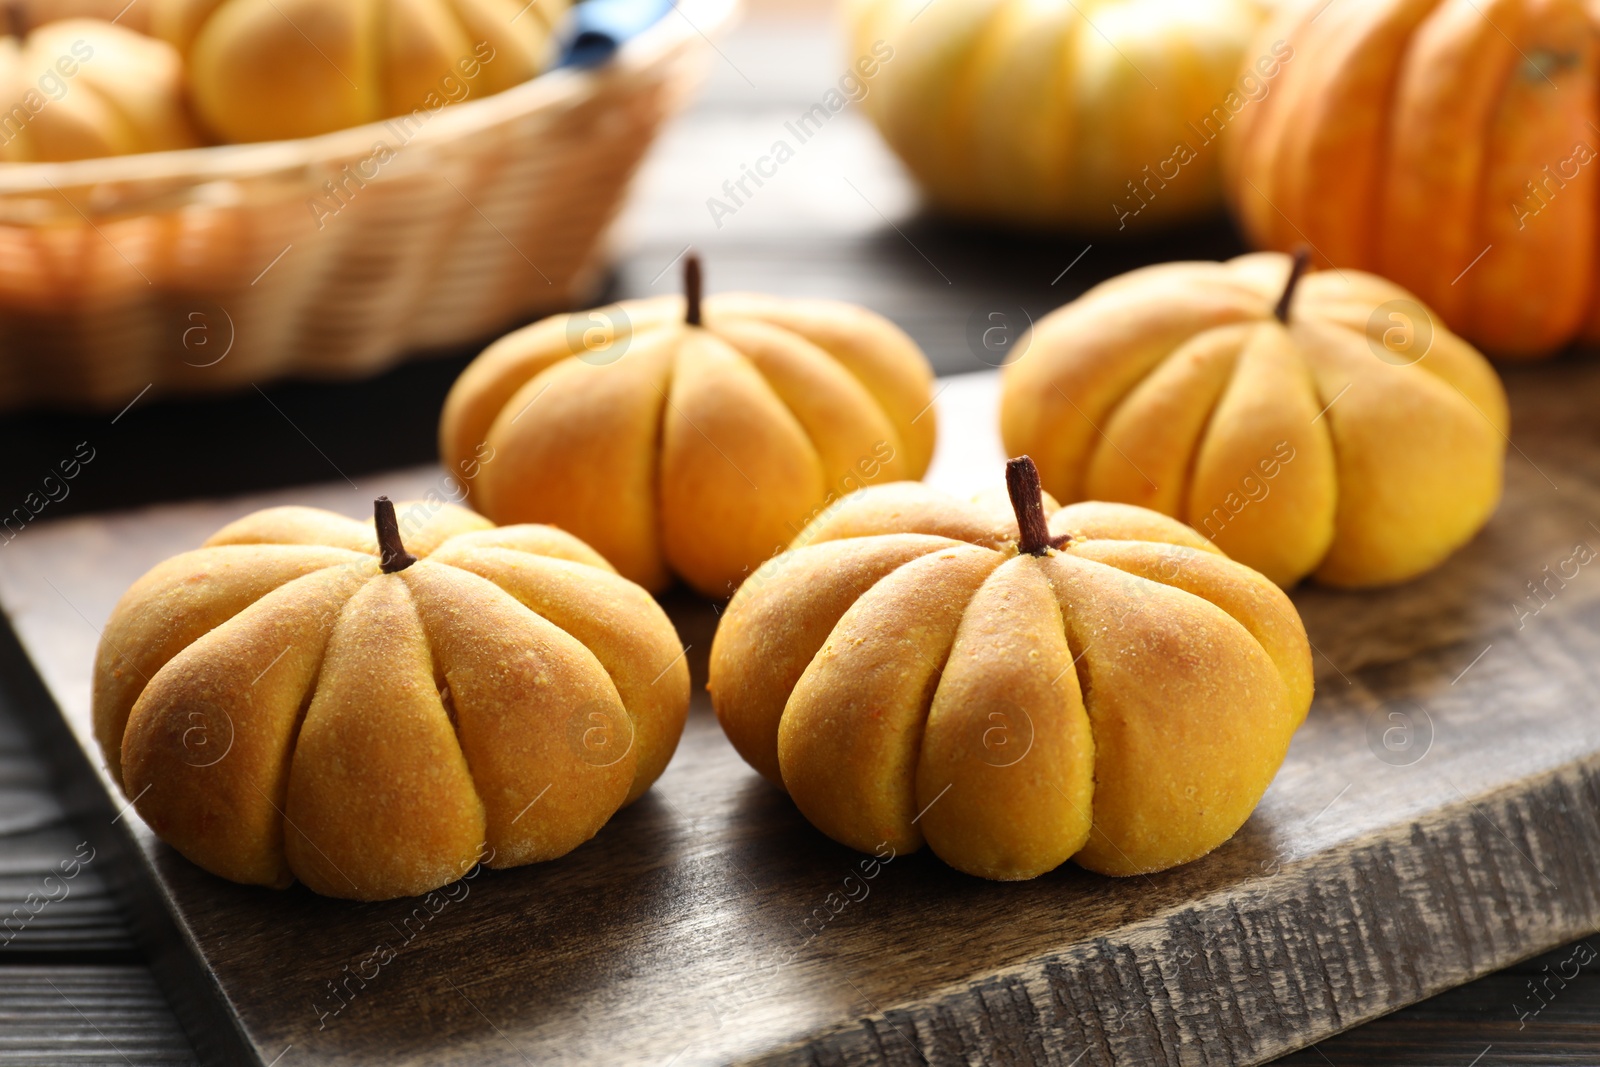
[847,0,1274,231]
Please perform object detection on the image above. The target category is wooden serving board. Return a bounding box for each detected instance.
[2,366,1600,1067]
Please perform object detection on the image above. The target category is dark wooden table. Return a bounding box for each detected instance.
[1,8,1597,1064]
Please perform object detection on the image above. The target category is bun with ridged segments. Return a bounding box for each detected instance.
[709,458,1312,880]
[151,0,567,143]
[1001,252,1508,588]
[439,255,937,598]
[93,498,688,900]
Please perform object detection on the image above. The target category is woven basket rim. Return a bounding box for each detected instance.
[0,0,739,195]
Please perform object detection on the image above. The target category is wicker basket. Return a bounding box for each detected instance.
[0,0,737,412]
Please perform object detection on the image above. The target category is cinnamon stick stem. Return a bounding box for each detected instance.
[375,497,417,573]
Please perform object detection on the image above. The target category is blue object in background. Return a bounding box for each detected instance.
[559,0,678,67]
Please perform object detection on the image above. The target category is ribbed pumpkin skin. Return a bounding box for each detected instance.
[1224,0,1599,358]
[846,0,1270,231]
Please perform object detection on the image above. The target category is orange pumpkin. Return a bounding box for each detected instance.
[1223,0,1598,358]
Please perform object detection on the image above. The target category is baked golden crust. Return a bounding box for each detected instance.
[1001,252,1508,588]
[438,284,937,598]
[93,500,689,900]
[709,475,1311,881]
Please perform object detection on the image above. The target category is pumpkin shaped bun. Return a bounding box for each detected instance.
[440,256,937,598]
[152,0,567,143]
[92,498,689,901]
[1000,252,1509,589]
[1223,0,1598,358]
[0,15,201,161]
[709,458,1311,880]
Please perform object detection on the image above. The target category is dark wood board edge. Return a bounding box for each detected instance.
[10,546,1600,1067]
[753,754,1600,1067]
[10,580,1600,1067]
[0,611,260,1067]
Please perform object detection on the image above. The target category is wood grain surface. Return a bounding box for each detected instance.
[1,358,1599,1065]
[0,966,195,1064]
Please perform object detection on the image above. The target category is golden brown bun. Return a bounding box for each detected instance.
[709,468,1311,880]
[151,0,565,143]
[1001,252,1508,588]
[439,279,937,598]
[0,19,201,162]
[93,500,689,900]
